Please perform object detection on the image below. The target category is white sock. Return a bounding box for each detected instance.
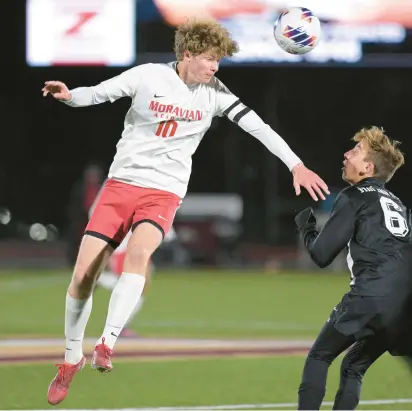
[97,271,119,290]
[64,293,93,364]
[97,273,146,349]
[125,296,145,327]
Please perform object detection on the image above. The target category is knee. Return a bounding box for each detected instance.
[69,267,97,299]
[70,266,96,292]
[307,348,336,366]
[71,236,112,286]
[125,245,153,269]
[340,356,367,380]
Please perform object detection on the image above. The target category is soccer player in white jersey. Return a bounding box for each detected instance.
[43,19,329,405]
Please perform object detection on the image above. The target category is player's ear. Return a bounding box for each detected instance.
[184,50,192,61]
[365,161,375,176]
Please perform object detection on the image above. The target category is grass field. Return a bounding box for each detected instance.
[0,269,348,339]
[1,269,412,410]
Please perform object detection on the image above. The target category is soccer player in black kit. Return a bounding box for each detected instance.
[294,126,411,410]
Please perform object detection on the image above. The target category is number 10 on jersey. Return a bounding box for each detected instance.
[155,119,178,138]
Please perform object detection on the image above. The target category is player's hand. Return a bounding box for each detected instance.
[295,207,317,231]
[42,81,72,101]
[291,163,329,201]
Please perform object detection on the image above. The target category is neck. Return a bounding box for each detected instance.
[359,174,375,183]
[354,175,377,185]
[176,61,198,85]
[344,174,375,186]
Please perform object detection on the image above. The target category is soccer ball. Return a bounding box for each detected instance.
[274,7,321,55]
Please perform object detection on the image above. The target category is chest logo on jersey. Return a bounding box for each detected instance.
[149,101,203,121]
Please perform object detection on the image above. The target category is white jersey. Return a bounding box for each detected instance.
[64,62,301,198]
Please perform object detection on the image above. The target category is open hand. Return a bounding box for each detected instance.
[42,81,72,101]
[292,163,329,201]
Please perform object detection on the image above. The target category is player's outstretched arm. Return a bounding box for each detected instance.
[42,79,106,107]
[215,80,328,201]
[226,105,329,201]
[294,192,355,267]
[42,66,140,107]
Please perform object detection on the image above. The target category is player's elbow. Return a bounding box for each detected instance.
[309,250,333,268]
[313,258,331,269]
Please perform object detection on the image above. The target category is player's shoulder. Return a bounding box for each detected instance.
[340,178,404,206]
[335,185,357,204]
[335,183,372,208]
[131,62,175,76]
[339,184,362,198]
[207,76,230,93]
[338,180,376,201]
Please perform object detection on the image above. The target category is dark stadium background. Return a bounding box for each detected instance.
[1,0,411,255]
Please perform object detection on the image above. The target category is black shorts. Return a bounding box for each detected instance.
[329,293,398,340]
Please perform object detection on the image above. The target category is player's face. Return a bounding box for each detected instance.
[342,142,374,184]
[188,52,219,83]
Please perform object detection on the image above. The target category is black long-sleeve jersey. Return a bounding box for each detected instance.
[298,177,411,297]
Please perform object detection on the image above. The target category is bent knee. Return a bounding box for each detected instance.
[73,235,113,277]
[307,349,336,365]
[340,360,368,379]
[125,245,153,268]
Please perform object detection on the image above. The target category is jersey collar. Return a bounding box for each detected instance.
[358,177,385,187]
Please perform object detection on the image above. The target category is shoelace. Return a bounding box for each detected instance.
[100,337,113,358]
[55,363,71,383]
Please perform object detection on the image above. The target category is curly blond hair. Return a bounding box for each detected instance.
[174,18,239,61]
[353,126,405,182]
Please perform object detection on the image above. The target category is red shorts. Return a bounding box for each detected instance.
[85,179,181,247]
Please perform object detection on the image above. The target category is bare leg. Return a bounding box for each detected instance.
[95,223,162,350]
[65,235,113,363]
[47,234,114,405]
